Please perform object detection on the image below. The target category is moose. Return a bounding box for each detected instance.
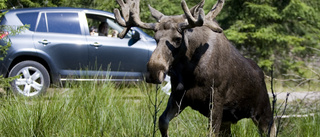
[115,0,276,136]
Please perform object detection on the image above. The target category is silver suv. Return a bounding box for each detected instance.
[0,7,156,96]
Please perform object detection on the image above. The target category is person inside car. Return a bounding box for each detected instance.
[90,26,98,36]
[98,22,109,36]
[111,29,119,38]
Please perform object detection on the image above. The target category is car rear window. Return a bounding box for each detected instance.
[16,12,39,31]
[0,16,7,25]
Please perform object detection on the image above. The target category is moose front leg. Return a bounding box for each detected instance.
[159,94,186,137]
[209,91,225,137]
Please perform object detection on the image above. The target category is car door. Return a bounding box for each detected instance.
[85,18,149,79]
[33,12,89,77]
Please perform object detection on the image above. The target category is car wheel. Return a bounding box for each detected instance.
[8,61,50,97]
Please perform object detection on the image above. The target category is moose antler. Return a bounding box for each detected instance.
[180,0,224,33]
[205,0,224,33]
[114,0,156,38]
[179,0,205,30]
[206,0,225,21]
[114,0,225,38]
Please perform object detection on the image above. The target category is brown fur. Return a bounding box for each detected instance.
[151,22,275,137]
[114,0,276,136]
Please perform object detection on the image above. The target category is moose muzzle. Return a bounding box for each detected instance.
[145,70,166,84]
[146,60,168,84]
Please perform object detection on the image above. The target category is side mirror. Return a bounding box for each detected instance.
[131,30,140,40]
[128,30,140,46]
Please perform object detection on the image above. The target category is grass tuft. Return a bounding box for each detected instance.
[0,81,319,136]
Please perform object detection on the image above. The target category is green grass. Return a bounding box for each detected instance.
[0,81,319,136]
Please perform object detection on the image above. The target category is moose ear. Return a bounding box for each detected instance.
[205,23,223,33]
[148,5,164,22]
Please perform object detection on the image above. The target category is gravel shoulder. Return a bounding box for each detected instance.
[269,91,320,102]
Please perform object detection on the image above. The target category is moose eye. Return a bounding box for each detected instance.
[173,37,182,45]
[154,38,160,44]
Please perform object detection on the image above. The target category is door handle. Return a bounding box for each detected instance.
[90,42,102,47]
[38,39,51,46]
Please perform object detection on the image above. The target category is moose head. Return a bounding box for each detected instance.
[114,0,224,84]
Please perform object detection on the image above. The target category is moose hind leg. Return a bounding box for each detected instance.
[220,122,232,137]
[159,96,185,137]
[252,113,276,137]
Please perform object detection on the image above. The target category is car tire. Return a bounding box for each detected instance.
[8,61,50,97]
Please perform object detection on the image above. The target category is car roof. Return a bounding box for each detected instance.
[3,7,114,16]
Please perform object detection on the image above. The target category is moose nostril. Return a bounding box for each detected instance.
[145,72,154,83]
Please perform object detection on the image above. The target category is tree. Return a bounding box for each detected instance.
[6,0,64,8]
[5,0,319,77]
[0,0,28,88]
[212,0,320,76]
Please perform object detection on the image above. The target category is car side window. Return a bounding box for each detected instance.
[16,12,39,31]
[86,13,131,38]
[46,13,81,35]
[36,13,47,32]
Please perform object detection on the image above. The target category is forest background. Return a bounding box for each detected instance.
[0,1,319,136]
[2,0,320,79]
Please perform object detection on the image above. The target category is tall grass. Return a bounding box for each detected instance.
[0,81,319,136]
